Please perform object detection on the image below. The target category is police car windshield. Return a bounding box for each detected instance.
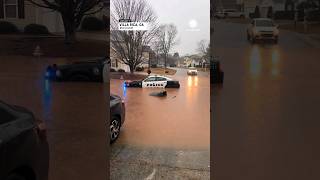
[256,20,274,27]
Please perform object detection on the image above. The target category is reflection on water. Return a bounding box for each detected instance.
[122,81,127,101]
[271,48,280,77]
[43,79,52,122]
[188,76,192,87]
[250,45,261,79]
[187,76,199,87]
[195,76,198,86]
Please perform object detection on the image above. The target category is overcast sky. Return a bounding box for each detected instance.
[147,0,210,56]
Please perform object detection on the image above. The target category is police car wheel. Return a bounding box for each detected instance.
[110,116,121,143]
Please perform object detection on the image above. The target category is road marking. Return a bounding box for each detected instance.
[145,168,156,180]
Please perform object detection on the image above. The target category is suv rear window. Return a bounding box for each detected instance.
[0,107,16,125]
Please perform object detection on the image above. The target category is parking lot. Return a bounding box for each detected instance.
[110,68,210,179]
[0,56,108,180]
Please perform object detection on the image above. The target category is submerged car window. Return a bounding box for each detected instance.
[256,20,273,27]
[157,77,167,81]
[145,77,156,82]
[0,107,16,125]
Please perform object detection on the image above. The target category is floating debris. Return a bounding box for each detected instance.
[149,90,167,97]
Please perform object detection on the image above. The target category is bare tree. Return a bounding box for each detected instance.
[110,0,159,73]
[157,24,178,68]
[197,39,210,68]
[27,0,104,44]
[150,39,162,65]
[197,39,209,56]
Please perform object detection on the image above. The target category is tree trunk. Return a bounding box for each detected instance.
[65,30,76,44]
[164,54,167,68]
[129,65,134,74]
[62,15,77,44]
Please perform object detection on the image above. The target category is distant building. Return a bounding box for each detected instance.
[242,0,286,17]
[182,54,204,67]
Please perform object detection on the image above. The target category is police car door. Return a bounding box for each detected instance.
[142,76,157,88]
[156,77,167,88]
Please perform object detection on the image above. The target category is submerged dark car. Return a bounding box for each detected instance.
[0,101,49,180]
[110,94,125,143]
[125,75,180,88]
[45,58,108,82]
[210,58,224,84]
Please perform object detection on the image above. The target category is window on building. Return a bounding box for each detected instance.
[4,0,18,18]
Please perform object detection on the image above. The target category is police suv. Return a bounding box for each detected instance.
[125,75,180,88]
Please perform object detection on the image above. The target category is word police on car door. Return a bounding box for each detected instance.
[142,76,167,88]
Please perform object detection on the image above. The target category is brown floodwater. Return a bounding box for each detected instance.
[0,56,108,180]
[111,68,211,150]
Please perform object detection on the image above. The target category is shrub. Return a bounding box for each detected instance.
[306,10,320,21]
[274,11,294,20]
[110,68,116,72]
[81,17,104,31]
[135,66,144,71]
[24,24,49,35]
[118,69,125,72]
[249,13,255,19]
[0,21,18,34]
[147,69,151,74]
[165,70,169,74]
[151,64,157,68]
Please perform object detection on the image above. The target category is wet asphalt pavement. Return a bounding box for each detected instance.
[110,68,210,179]
[212,21,320,180]
[0,56,108,180]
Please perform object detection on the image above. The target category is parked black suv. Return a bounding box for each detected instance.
[210,57,224,84]
[0,101,49,180]
[45,57,108,82]
[110,94,125,143]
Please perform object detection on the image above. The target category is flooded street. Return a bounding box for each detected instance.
[212,21,320,180]
[110,68,210,148]
[0,56,108,180]
[110,68,210,179]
